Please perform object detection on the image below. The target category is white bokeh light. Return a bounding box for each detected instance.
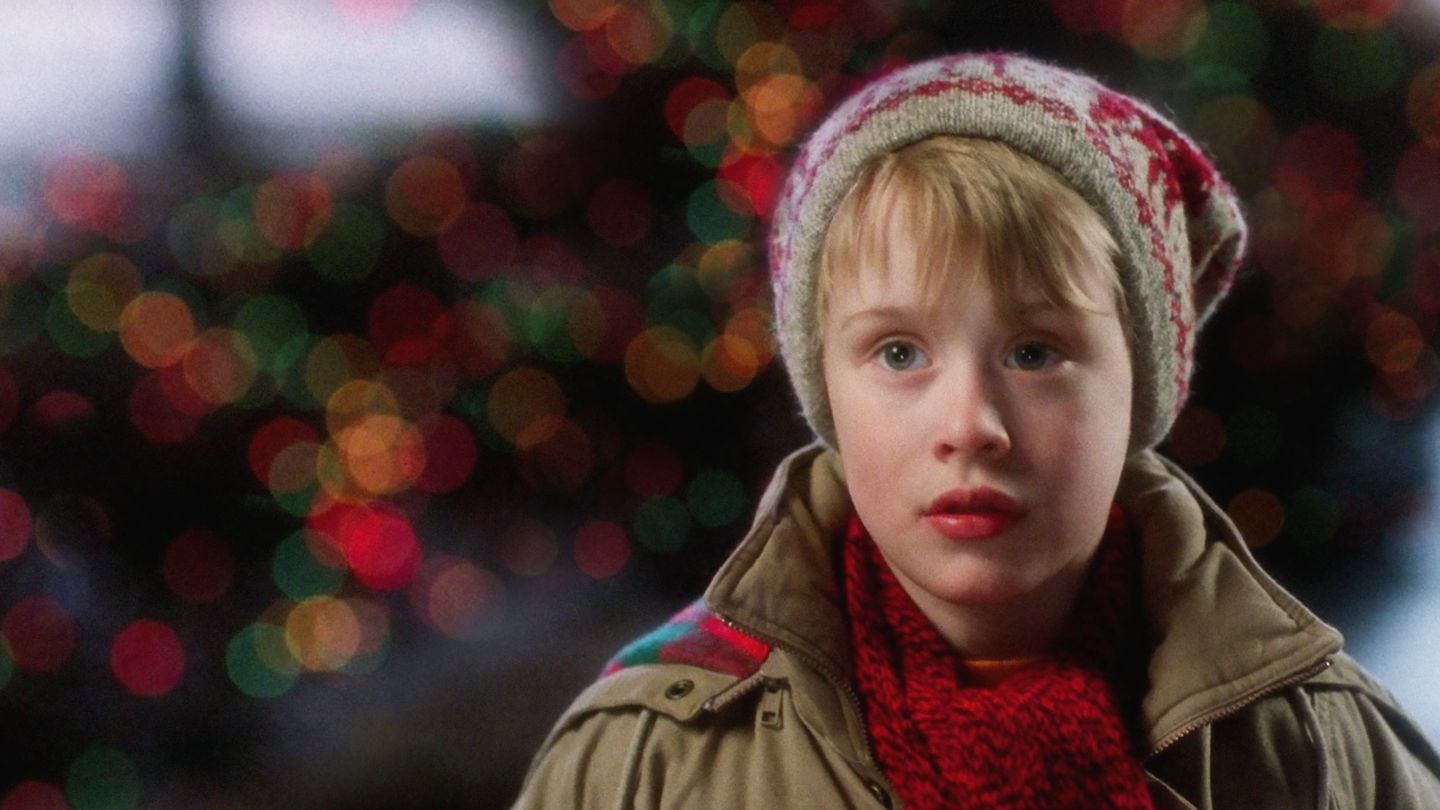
[0,0,178,155]
[202,0,555,134]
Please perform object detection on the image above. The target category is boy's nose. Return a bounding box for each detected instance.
[933,373,1011,462]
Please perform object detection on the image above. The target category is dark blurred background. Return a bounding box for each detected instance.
[1,0,1439,807]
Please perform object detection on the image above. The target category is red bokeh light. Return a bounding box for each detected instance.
[254,171,333,251]
[1273,123,1363,212]
[665,76,730,140]
[588,285,644,365]
[2,595,77,673]
[782,0,843,30]
[111,619,185,697]
[623,441,685,498]
[583,23,632,76]
[0,489,33,563]
[437,202,518,283]
[2,781,67,810]
[385,156,467,237]
[446,299,511,380]
[128,372,201,445]
[42,153,129,233]
[247,417,320,485]
[31,390,95,430]
[515,235,585,287]
[1397,144,1440,235]
[409,554,504,640]
[1313,0,1399,29]
[719,151,783,220]
[336,504,421,591]
[0,365,18,434]
[586,179,652,248]
[416,414,478,494]
[156,362,213,418]
[368,284,448,366]
[573,520,631,579]
[556,35,621,101]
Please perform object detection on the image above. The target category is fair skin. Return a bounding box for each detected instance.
[822,212,1134,660]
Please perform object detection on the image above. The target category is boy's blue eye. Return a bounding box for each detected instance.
[879,341,929,371]
[1006,342,1058,371]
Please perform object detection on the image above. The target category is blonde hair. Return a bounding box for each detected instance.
[818,136,1126,328]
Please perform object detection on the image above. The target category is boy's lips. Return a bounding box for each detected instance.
[923,487,1025,540]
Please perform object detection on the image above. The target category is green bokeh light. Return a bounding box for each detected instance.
[307,202,386,284]
[273,484,319,519]
[1186,2,1268,89]
[272,531,345,601]
[645,267,716,345]
[0,639,13,691]
[658,307,715,348]
[635,496,691,553]
[225,623,299,699]
[452,383,511,453]
[274,334,320,410]
[478,280,534,339]
[687,181,752,243]
[525,286,584,363]
[235,295,309,374]
[646,265,704,312]
[1379,213,1416,299]
[686,468,746,528]
[213,186,282,268]
[1312,27,1405,103]
[65,746,141,810]
[0,281,51,355]
[684,0,732,72]
[685,138,728,168]
[46,293,111,358]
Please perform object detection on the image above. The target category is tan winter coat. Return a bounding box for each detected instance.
[513,444,1440,809]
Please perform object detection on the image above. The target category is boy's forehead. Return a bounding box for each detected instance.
[833,266,1052,317]
[826,233,1117,327]
[832,225,974,299]
[819,144,1124,328]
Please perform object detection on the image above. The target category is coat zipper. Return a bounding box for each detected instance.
[713,611,882,770]
[1147,655,1334,757]
[703,670,771,712]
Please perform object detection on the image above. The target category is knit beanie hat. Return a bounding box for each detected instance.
[769,52,1247,451]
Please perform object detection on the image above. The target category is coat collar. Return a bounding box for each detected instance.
[1119,451,1342,752]
[705,444,855,682]
[704,443,1343,757]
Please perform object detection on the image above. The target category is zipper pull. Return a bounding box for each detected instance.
[759,679,786,730]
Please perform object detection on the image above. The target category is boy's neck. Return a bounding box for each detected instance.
[890,560,1089,659]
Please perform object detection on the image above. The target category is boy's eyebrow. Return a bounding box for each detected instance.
[835,299,1066,332]
[1009,299,1068,319]
[835,306,911,332]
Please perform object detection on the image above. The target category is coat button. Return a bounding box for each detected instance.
[863,779,892,808]
[664,679,694,700]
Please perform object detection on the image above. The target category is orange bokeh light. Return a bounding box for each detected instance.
[119,292,197,369]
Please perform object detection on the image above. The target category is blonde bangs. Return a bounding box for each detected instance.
[818,136,1124,327]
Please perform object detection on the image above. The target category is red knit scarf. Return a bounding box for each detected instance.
[843,507,1155,809]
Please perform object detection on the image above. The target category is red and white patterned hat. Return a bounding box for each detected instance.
[769,52,1246,451]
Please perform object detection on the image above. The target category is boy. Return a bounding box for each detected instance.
[513,53,1440,808]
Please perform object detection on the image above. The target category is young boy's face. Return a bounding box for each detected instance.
[821,212,1133,654]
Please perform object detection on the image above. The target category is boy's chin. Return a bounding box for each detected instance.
[906,568,1046,609]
